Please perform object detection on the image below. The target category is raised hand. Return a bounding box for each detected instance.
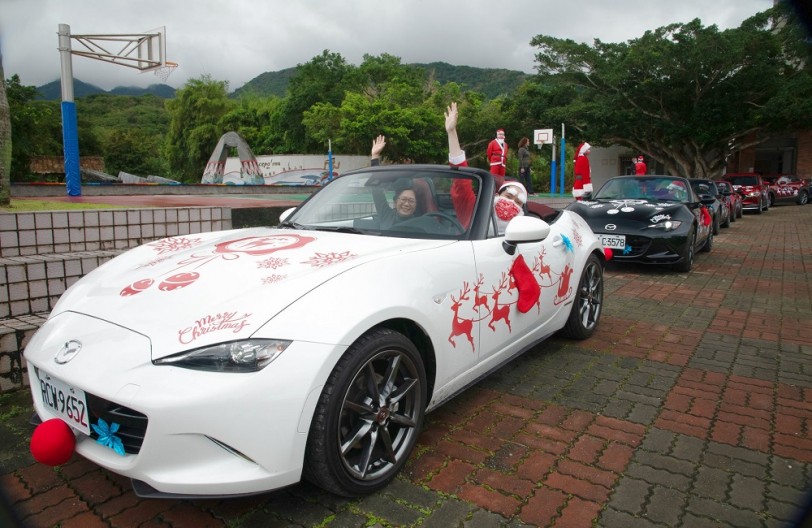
[370,135,386,159]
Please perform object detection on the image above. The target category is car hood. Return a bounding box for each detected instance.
[52,227,454,357]
[568,198,688,226]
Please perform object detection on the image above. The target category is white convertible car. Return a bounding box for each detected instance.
[25,164,605,498]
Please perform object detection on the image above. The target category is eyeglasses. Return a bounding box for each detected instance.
[397,197,416,205]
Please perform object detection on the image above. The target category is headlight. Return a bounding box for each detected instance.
[647,220,682,231]
[154,339,291,372]
[747,191,760,197]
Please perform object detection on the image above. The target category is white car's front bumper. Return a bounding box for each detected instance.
[26,311,342,496]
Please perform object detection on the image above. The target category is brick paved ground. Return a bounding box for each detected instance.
[1,204,811,527]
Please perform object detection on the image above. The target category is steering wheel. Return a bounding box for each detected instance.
[422,212,465,235]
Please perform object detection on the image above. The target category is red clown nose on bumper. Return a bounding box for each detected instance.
[30,419,75,466]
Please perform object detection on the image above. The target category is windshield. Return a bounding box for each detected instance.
[728,175,759,186]
[594,177,691,203]
[283,169,481,240]
[690,181,719,197]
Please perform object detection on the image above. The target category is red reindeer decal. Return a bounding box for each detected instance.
[472,274,489,312]
[489,273,513,332]
[535,247,552,283]
[449,282,475,350]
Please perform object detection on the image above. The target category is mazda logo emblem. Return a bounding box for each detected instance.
[605,224,617,231]
[55,340,82,364]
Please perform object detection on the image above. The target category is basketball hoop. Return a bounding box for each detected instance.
[153,61,178,82]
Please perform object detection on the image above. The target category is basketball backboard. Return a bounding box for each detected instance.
[534,128,554,145]
[136,27,167,72]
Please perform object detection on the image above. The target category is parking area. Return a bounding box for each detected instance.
[1,203,811,527]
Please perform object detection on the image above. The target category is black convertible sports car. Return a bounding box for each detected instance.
[566,176,715,272]
[688,179,728,233]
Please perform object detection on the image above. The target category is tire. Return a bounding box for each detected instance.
[712,212,720,235]
[674,228,695,272]
[729,206,736,223]
[737,203,743,218]
[722,207,731,228]
[560,254,603,339]
[700,228,713,253]
[756,198,763,214]
[769,193,776,208]
[303,328,426,497]
[797,190,809,206]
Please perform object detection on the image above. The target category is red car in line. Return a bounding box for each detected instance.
[762,174,811,206]
[722,173,769,214]
[715,180,743,222]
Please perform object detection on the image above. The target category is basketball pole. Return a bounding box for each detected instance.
[559,123,566,196]
[58,24,82,196]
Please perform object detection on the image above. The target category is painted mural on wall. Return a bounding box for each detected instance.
[221,154,369,186]
[200,131,369,186]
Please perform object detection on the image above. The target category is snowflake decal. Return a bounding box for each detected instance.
[257,257,290,270]
[149,237,203,255]
[304,251,357,268]
[572,229,583,248]
[262,274,287,285]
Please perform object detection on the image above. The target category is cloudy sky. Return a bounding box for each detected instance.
[1,0,774,92]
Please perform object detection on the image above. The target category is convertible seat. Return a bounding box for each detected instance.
[412,178,438,213]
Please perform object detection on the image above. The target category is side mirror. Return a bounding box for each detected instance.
[699,194,717,206]
[502,216,551,254]
[582,191,593,201]
[279,207,296,223]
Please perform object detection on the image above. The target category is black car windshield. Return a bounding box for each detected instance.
[690,181,719,197]
[593,177,690,203]
[283,169,481,240]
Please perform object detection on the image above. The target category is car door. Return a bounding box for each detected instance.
[469,219,575,367]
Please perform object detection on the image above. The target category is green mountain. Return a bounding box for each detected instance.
[33,62,528,101]
[234,62,531,100]
[35,79,176,100]
[230,67,298,98]
[416,62,531,99]
[110,84,176,98]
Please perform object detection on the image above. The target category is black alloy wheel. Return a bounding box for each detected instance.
[304,328,426,497]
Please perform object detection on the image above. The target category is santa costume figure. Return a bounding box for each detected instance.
[635,155,647,175]
[572,142,592,200]
[487,129,508,187]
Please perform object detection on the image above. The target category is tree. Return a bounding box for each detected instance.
[165,76,233,182]
[219,94,283,154]
[5,75,62,181]
[277,50,354,154]
[529,4,812,179]
[0,52,10,205]
[105,128,167,176]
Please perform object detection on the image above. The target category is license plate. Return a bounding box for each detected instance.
[38,371,91,436]
[600,234,626,249]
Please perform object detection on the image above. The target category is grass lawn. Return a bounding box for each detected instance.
[0,199,125,212]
